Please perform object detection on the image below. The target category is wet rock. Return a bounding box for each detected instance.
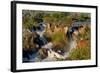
[38,48,48,59]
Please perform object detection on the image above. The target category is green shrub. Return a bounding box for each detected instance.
[51,32,65,42]
[68,47,91,60]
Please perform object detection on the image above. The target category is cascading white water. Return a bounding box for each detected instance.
[23,23,78,62]
[23,37,77,62]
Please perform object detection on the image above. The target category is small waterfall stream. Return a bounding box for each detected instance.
[23,23,78,62]
[26,40,77,62]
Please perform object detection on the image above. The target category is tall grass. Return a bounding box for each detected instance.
[51,31,66,43]
[68,47,91,60]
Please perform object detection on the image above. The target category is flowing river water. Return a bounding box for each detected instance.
[23,38,77,62]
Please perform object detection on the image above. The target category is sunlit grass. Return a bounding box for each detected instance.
[51,31,65,42]
[68,47,91,60]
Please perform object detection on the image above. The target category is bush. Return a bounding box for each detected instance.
[51,31,65,42]
[68,47,91,60]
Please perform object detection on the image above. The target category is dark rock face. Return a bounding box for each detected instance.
[23,48,38,62]
[23,29,38,50]
[22,29,39,62]
[38,48,48,59]
[34,36,48,48]
[22,23,50,62]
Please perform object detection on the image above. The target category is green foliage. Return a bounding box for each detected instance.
[22,10,91,62]
[68,47,91,60]
[51,32,64,42]
[23,10,90,29]
[23,15,34,29]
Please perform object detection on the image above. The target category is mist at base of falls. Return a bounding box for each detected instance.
[23,40,77,62]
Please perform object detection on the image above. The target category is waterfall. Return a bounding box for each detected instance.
[23,22,78,62]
